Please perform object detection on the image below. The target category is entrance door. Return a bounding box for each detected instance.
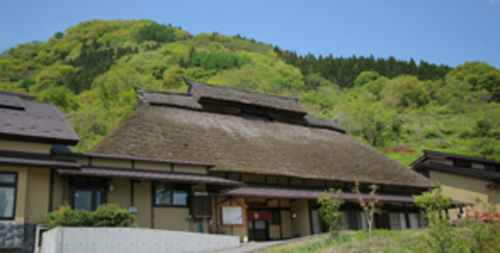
[247,211,269,241]
[248,220,268,241]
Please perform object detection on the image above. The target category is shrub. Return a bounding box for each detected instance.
[45,209,93,229]
[93,204,135,227]
[44,204,135,229]
[458,129,473,139]
[423,129,439,139]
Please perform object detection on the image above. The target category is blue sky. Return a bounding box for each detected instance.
[1,0,499,67]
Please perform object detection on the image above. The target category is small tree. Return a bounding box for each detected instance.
[352,179,380,234]
[317,188,344,235]
[414,182,454,252]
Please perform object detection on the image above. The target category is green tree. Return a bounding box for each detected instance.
[136,22,176,43]
[447,62,500,99]
[54,32,65,40]
[381,75,430,109]
[354,71,380,87]
[317,189,344,235]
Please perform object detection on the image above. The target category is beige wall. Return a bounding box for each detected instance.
[269,225,280,239]
[154,207,190,231]
[174,164,206,174]
[134,180,152,228]
[429,170,499,212]
[281,210,292,238]
[92,158,131,168]
[135,161,170,171]
[51,174,65,211]
[290,199,311,237]
[25,168,50,223]
[0,140,51,154]
[107,179,131,209]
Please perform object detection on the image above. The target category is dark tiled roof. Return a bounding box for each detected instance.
[221,186,469,206]
[0,90,38,100]
[186,79,308,115]
[411,150,498,167]
[414,162,500,181]
[0,96,79,145]
[90,104,431,188]
[57,167,242,186]
[0,93,24,110]
[0,150,80,169]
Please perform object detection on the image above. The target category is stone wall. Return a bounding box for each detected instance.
[0,222,38,253]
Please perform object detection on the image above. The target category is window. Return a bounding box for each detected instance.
[269,210,280,225]
[154,183,188,207]
[0,172,17,220]
[453,160,471,168]
[73,188,105,211]
[71,177,106,211]
[485,164,500,172]
[191,193,211,217]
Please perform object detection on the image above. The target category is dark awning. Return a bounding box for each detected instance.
[57,167,242,186]
[220,186,469,206]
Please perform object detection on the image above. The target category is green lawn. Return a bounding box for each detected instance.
[257,229,427,253]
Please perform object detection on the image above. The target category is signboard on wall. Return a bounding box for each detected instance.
[222,206,243,226]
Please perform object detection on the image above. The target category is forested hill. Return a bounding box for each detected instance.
[1,19,499,164]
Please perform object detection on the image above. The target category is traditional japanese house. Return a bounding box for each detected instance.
[412,150,500,218]
[0,90,240,252]
[86,79,434,241]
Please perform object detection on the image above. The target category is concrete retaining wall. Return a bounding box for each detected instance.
[42,227,240,253]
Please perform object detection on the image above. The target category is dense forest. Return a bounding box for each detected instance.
[1,19,499,165]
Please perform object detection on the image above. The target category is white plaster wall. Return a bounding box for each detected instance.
[42,227,240,253]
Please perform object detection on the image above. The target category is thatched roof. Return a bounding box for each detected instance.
[186,79,307,116]
[91,83,431,188]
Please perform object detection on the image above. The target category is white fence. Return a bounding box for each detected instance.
[42,227,240,253]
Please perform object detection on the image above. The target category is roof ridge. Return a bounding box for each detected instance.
[423,149,497,163]
[0,90,38,99]
[184,78,300,102]
[135,87,191,97]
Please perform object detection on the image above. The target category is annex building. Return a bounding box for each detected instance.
[412,150,500,218]
[0,80,435,251]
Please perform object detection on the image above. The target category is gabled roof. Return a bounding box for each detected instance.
[186,79,308,116]
[91,81,431,188]
[0,92,79,145]
[0,93,25,110]
[411,150,499,167]
[412,150,500,181]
